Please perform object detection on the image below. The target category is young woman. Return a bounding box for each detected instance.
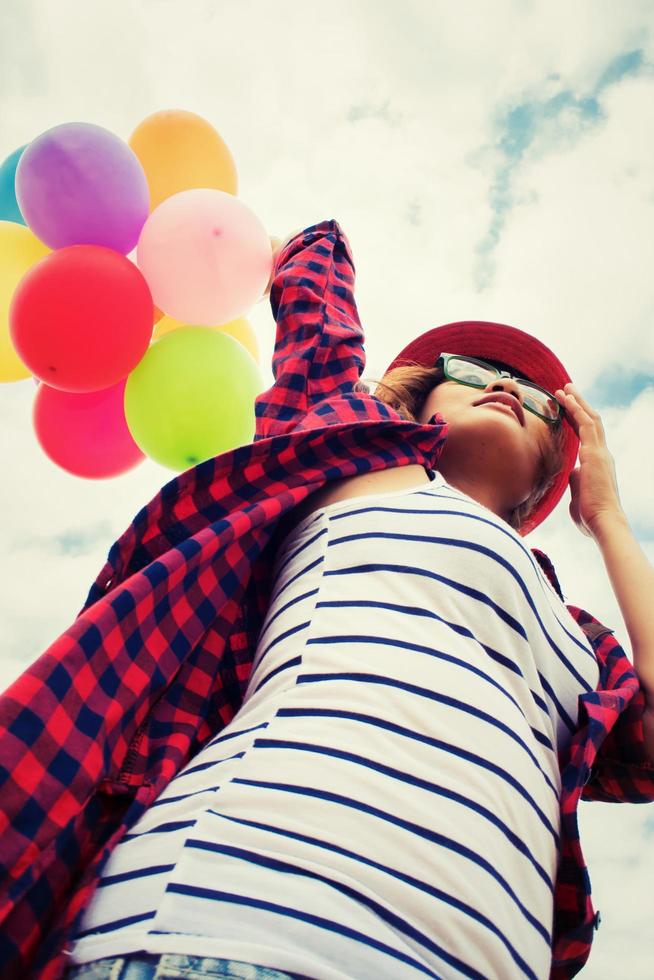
[2,221,653,980]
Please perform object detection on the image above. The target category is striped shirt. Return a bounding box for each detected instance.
[69,470,599,979]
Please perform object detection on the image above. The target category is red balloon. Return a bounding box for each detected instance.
[10,245,153,392]
[33,378,145,478]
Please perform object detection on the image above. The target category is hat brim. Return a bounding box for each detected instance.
[384,320,579,536]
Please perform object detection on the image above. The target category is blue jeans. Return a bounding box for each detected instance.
[64,952,304,979]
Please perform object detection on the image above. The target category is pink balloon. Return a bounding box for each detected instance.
[33,378,145,478]
[136,188,272,326]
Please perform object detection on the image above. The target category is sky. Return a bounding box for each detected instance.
[1,0,654,974]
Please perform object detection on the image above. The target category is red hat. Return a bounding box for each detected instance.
[384,320,579,536]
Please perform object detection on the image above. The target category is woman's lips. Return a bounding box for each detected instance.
[473,393,525,426]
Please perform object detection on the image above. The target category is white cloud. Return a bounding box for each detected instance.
[485,72,654,387]
[579,802,654,978]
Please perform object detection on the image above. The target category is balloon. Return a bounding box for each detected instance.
[151,313,184,340]
[33,377,145,478]
[127,251,162,324]
[0,145,28,224]
[10,245,153,392]
[15,122,150,252]
[129,109,238,211]
[153,313,260,363]
[124,326,263,471]
[0,221,50,382]
[214,317,260,364]
[137,188,272,325]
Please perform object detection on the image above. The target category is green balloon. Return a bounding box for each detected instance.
[125,326,264,470]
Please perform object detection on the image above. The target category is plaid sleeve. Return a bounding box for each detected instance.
[254,219,365,439]
[570,607,654,804]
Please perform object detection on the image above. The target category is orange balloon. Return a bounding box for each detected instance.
[153,304,164,324]
[153,314,259,363]
[129,109,238,211]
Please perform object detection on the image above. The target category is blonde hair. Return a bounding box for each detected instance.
[354,361,566,532]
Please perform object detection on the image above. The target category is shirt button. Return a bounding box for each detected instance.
[593,911,602,930]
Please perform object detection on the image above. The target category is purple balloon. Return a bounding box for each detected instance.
[15,122,150,253]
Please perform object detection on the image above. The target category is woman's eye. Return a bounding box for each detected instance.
[525,394,548,414]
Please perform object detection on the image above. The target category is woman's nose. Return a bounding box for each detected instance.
[486,377,525,404]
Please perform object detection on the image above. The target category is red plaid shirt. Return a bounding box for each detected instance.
[1,220,653,980]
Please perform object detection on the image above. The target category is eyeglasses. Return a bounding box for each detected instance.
[437,353,563,423]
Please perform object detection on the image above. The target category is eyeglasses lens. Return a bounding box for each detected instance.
[446,357,559,420]
[519,386,560,421]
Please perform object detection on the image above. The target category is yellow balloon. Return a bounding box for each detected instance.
[129,109,238,212]
[152,314,186,339]
[0,222,50,382]
[214,317,260,364]
[153,314,260,364]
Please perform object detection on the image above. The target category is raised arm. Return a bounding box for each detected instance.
[254,219,365,440]
[557,382,654,768]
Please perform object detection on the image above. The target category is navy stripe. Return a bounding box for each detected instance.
[208,809,545,971]
[229,776,551,945]
[256,618,311,664]
[158,884,445,978]
[255,587,319,649]
[95,864,173,888]
[315,597,553,723]
[531,728,554,750]
[297,667,559,801]
[165,751,245,784]
[316,597,521,667]
[123,819,196,840]
[150,782,228,808]
[206,721,269,750]
[539,673,576,732]
[324,562,527,639]
[270,554,324,604]
[253,736,553,891]
[276,705,560,826]
[326,495,596,661]
[304,628,554,753]
[75,910,155,939]
[186,840,538,979]
[329,531,594,691]
[274,525,328,580]
[252,654,302,695]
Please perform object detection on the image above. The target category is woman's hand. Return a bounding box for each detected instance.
[555,383,625,538]
[262,229,303,300]
[559,384,654,736]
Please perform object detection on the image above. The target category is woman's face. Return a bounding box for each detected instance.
[418,373,557,520]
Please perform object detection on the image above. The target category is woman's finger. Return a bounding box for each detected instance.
[556,388,604,444]
[562,383,602,423]
[555,389,583,436]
